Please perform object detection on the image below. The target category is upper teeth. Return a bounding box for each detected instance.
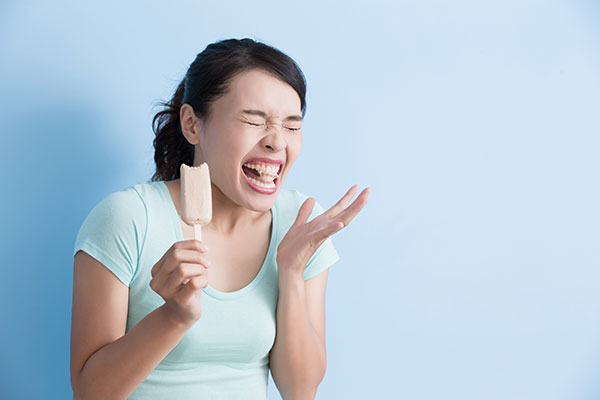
[243,162,280,177]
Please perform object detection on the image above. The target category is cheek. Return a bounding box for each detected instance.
[212,134,247,163]
[288,136,302,159]
[281,138,301,176]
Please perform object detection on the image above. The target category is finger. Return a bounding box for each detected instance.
[150,248,210,291]
[336,187,370,226]
[151,240,206,277]
[151,251,170,278]
[292,197,316,228]
[161,263,209,298]
[325,185,360,217]
[158,248,209,280]
[310,221,345,245]
[175,275,208,302]
[151,240,208,278]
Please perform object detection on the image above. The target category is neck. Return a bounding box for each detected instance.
[206,183,267,235]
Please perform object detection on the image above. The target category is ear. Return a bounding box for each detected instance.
[180,104,203,145]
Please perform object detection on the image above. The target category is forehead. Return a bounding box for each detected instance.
[223,69,301,117]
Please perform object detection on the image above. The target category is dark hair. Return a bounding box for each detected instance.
[150,38,307,182]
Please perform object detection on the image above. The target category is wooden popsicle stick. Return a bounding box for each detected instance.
[194,223,202,241]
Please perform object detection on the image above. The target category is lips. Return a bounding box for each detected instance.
[241,167,280,194]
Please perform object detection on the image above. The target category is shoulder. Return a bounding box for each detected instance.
[277,188,319,208]
[275,189,327,228]
[95,180,168,215]
[78,183,153,237]
[73,183,156,285]
[277,188,326,214]
[92,184,147,220]
[73,182,160,256]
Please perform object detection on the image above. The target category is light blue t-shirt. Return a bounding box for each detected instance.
[72,180,340,399]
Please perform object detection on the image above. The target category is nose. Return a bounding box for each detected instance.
[263,123,286,152]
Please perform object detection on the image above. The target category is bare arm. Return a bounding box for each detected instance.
[71,240,210,399]
[270,186,370,399]
[269,269,327,400]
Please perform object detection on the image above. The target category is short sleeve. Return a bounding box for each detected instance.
[73,188,147,287]
[302,198,341,281]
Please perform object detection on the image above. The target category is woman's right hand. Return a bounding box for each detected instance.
[149,240,211,327]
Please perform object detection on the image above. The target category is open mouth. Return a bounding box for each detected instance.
[241,163,282,191]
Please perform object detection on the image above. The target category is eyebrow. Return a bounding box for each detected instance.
[240,109,303,122]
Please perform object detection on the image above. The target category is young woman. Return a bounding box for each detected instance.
[70,38,370,399]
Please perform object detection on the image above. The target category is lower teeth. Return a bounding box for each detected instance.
[248,175,276,189]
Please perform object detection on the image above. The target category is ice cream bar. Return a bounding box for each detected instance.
[180,163,212,240]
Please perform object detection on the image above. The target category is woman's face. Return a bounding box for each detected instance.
[189,68,303,212]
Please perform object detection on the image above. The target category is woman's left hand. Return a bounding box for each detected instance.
[276,185,370,277]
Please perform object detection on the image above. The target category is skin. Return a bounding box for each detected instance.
[70,68,370,399]
[177,68,305,233]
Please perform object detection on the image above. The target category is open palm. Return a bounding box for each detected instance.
[276,185,370,275]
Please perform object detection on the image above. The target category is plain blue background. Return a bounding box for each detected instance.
[1,1,599,399]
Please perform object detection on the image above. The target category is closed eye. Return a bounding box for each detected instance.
[243,120,301,131]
